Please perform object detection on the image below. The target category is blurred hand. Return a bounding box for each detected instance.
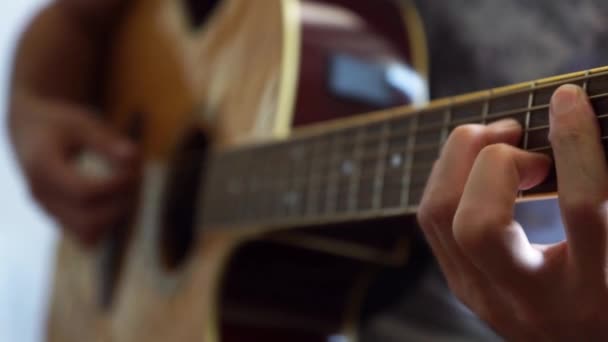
[9,92,140,246]
[417,84,608,340]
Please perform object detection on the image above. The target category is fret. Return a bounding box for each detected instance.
[335,177,351,213]
[372,122,390,210]
[219,152,237,223]
[415,110,446,143]
[381,117,411,209]
[598,115,608,140]
[385,140,409,161]
[485,89,529,128]
[318,136,335,216]
[282,143,295,218]
[356,123,384,211]
[523,83,536,150]
[402,114,418,207]
[285,142,305,218]
[409,111,439,207]
[202,155,223,224]
[481,93,490,124]
[268,145,287,221]
[583,70,591,92]
[335,128,359,213]
[450,100,485,129]
[587,71,608,96]
[348,127,366,212]
[220,156,240,224]
[325,133,342,214]
[401,116,416,207]
[250,150,270,221]
[534,79,585,106]
[414,127,442,146]
[242,153,258,221]
[264,147,278,221]
[440,103,452,144]
[261,147,280,220]
[249,149,264,222]
[526,126,550,150]
[488,89,530,114]
[304,140,317,217]
[286,141,309,218]
[236,151,255,222]
[204,68,608,229]
[307,135,330,217]
[485,110,528,127]
[529,107,549,128]
[417,109,445,126]
[213,153,231,224]
[592,95,608,121]
[384,115,410,207]
[401,110,444,208]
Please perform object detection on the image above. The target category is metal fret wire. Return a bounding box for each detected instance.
[275,91,608,164]
[348,125,366,211]
[214,110,608,218]
[209,72,608,223]
[401,110,419,207]
[372,122,390,209]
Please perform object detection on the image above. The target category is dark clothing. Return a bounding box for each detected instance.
[418,0,608,97]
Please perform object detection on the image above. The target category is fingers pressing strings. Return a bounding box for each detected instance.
[454,144,551,297]
[549,85,608,279]
[418,119,523,283]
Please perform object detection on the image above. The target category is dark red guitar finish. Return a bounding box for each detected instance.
[219,1,428,340]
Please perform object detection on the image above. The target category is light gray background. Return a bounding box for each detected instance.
[0,1,56,342]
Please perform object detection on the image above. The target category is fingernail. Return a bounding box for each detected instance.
[551,84,580,117]
[488,118,520,130]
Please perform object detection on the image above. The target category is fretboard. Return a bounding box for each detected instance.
[202,66,608,229]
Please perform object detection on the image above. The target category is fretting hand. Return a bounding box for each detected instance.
[418,84,608,340]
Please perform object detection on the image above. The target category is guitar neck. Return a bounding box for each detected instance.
[202,66,608,230]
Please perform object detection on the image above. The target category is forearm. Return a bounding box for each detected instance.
[10,0,126,107]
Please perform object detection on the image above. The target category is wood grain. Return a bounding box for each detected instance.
[48,0,291,341]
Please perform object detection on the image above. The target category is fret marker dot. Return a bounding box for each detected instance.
[390,153,403,168]
[341,160,354,175]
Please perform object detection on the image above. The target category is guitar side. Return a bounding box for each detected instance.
[47,1,428,341]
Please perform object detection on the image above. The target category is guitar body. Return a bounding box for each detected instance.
[47,1,428,341]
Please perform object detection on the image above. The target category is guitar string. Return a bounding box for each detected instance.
[282,70,608,145]
[213,129,608,221]
[218,91,608,178]
[211,72,608,166]
[213,121,608,193]
[407,90,608,135]
[272,81,607,152]
[206,73,608,222]
[281,91,608,156]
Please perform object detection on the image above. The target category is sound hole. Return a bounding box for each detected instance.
[183,0,221,30]
[160,129,208,270]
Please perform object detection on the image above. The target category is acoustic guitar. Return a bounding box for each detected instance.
[47,0,608,341]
